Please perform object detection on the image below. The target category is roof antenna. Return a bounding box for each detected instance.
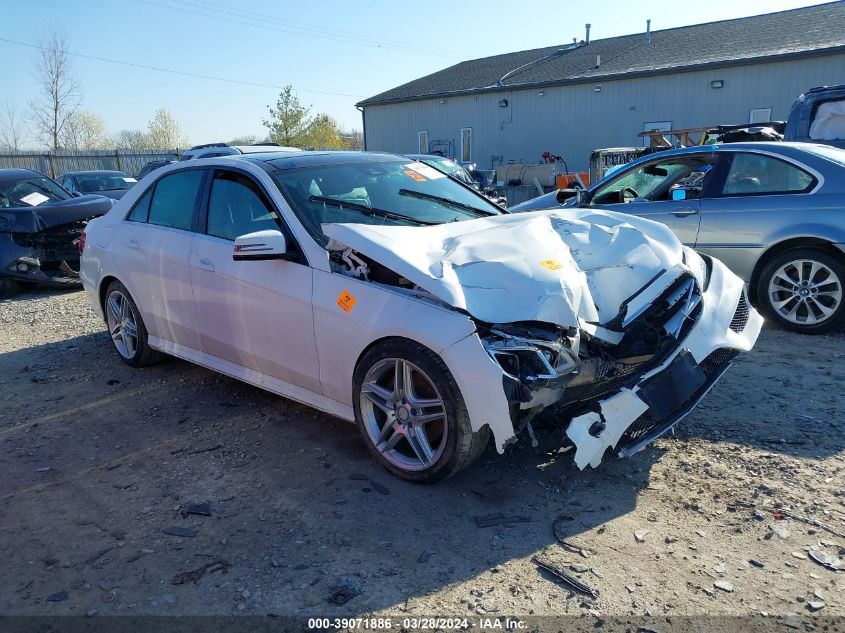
[585,23,591,45]
[646,19,652,43]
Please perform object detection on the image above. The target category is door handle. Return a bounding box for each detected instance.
[196,258,215,272]
[126,239,140,249]
[670,207,699,217]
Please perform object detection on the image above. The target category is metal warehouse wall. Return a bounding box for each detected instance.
[362,54,845,172]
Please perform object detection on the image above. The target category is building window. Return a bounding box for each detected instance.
[418,131,428,154]
[749,108,772,124]
[460,128,472,163]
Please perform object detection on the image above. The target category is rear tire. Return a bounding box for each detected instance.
[757,247,845,334]
[353,338,489,483]
[104,280,163,367]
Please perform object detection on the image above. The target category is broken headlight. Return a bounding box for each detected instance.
[682,246,712,291]
[482,329,578,383]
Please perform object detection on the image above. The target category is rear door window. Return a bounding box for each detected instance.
[148,170,204,230]
[719,153,815,196]
[127,188,153,222]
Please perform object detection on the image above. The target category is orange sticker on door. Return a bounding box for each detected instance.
[336,290,357,313]
[540,259,563,271]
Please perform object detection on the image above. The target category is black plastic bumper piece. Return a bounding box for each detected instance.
[616,348,739,457]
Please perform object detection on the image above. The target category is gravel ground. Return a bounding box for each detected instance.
[0,286,843,627]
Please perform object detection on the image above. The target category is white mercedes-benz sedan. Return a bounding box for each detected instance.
[80,152,762,482]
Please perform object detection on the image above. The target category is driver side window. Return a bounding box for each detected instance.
[206,170,280,240]
[592,155,715,205]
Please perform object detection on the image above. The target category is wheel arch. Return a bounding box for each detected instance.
[749,237,845,302]
[353,335,443,378]
[98,275,121,320]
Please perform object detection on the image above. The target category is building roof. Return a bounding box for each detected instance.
[358,2,845,107]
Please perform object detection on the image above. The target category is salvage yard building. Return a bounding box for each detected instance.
[357,2,845,172]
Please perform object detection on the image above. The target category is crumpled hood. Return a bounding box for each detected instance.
[0,194,113,233]
[322,208,685,329]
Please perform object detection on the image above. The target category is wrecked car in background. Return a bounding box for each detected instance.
[80,152,761,482]
[1,168,113,298]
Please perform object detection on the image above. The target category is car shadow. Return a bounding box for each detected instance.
[0,330,660,617]
[1,324,841,616]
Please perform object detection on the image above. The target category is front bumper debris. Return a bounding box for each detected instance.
[562,257,762,469]
[1,226,84,287]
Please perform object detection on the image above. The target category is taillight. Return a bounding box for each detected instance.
[78,230,87,255]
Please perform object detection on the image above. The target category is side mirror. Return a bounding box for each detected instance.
[575,189,590,207]
[233,230,288,261]
[671,189,687,201]
[72,191,83,198]
[555,189,578,204]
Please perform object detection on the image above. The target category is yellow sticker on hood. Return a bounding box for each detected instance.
[336,290,357,313]
[540,259,563,271]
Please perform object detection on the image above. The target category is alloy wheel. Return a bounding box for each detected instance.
[768,258,842,326]
[359,358,448,472]
[106,290,139,360]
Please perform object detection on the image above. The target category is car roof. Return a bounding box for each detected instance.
[231,144,300,154]
[239,150,406,171]
[404,153,451,160]
[632,141,823,158]
[59,170,127,177]
[0,168,46,183]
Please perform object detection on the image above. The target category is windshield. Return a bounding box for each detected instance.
[76,173,136,192]
[269,159,503,244]
[0,176,71,208]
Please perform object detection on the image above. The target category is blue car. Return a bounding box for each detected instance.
[511,142,845,334]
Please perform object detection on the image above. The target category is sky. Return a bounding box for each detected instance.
[0,0,833,149]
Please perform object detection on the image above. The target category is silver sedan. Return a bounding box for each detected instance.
[512,142,845,334]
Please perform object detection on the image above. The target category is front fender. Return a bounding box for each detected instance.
[311,269,478,409]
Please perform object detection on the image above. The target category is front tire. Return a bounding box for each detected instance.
[104,280,163,366]
[353,339,489,483]
[757,247,845,334]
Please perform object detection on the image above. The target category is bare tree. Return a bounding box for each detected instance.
[29,27,81,150]
[0,101,26,151]
[227,135,257,145]
[113,129,149,150]
[61,110,109,150]
[146,108,189,149]
[344,129,364,151]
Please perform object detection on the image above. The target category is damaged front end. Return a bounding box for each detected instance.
[321,209,761,471]
[1,212,96,289]
[480,261,761,469]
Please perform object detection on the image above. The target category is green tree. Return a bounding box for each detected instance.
[262,86,310,147]
[304,114,348,149]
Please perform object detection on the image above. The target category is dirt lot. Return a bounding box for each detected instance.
[1,287,843,627]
